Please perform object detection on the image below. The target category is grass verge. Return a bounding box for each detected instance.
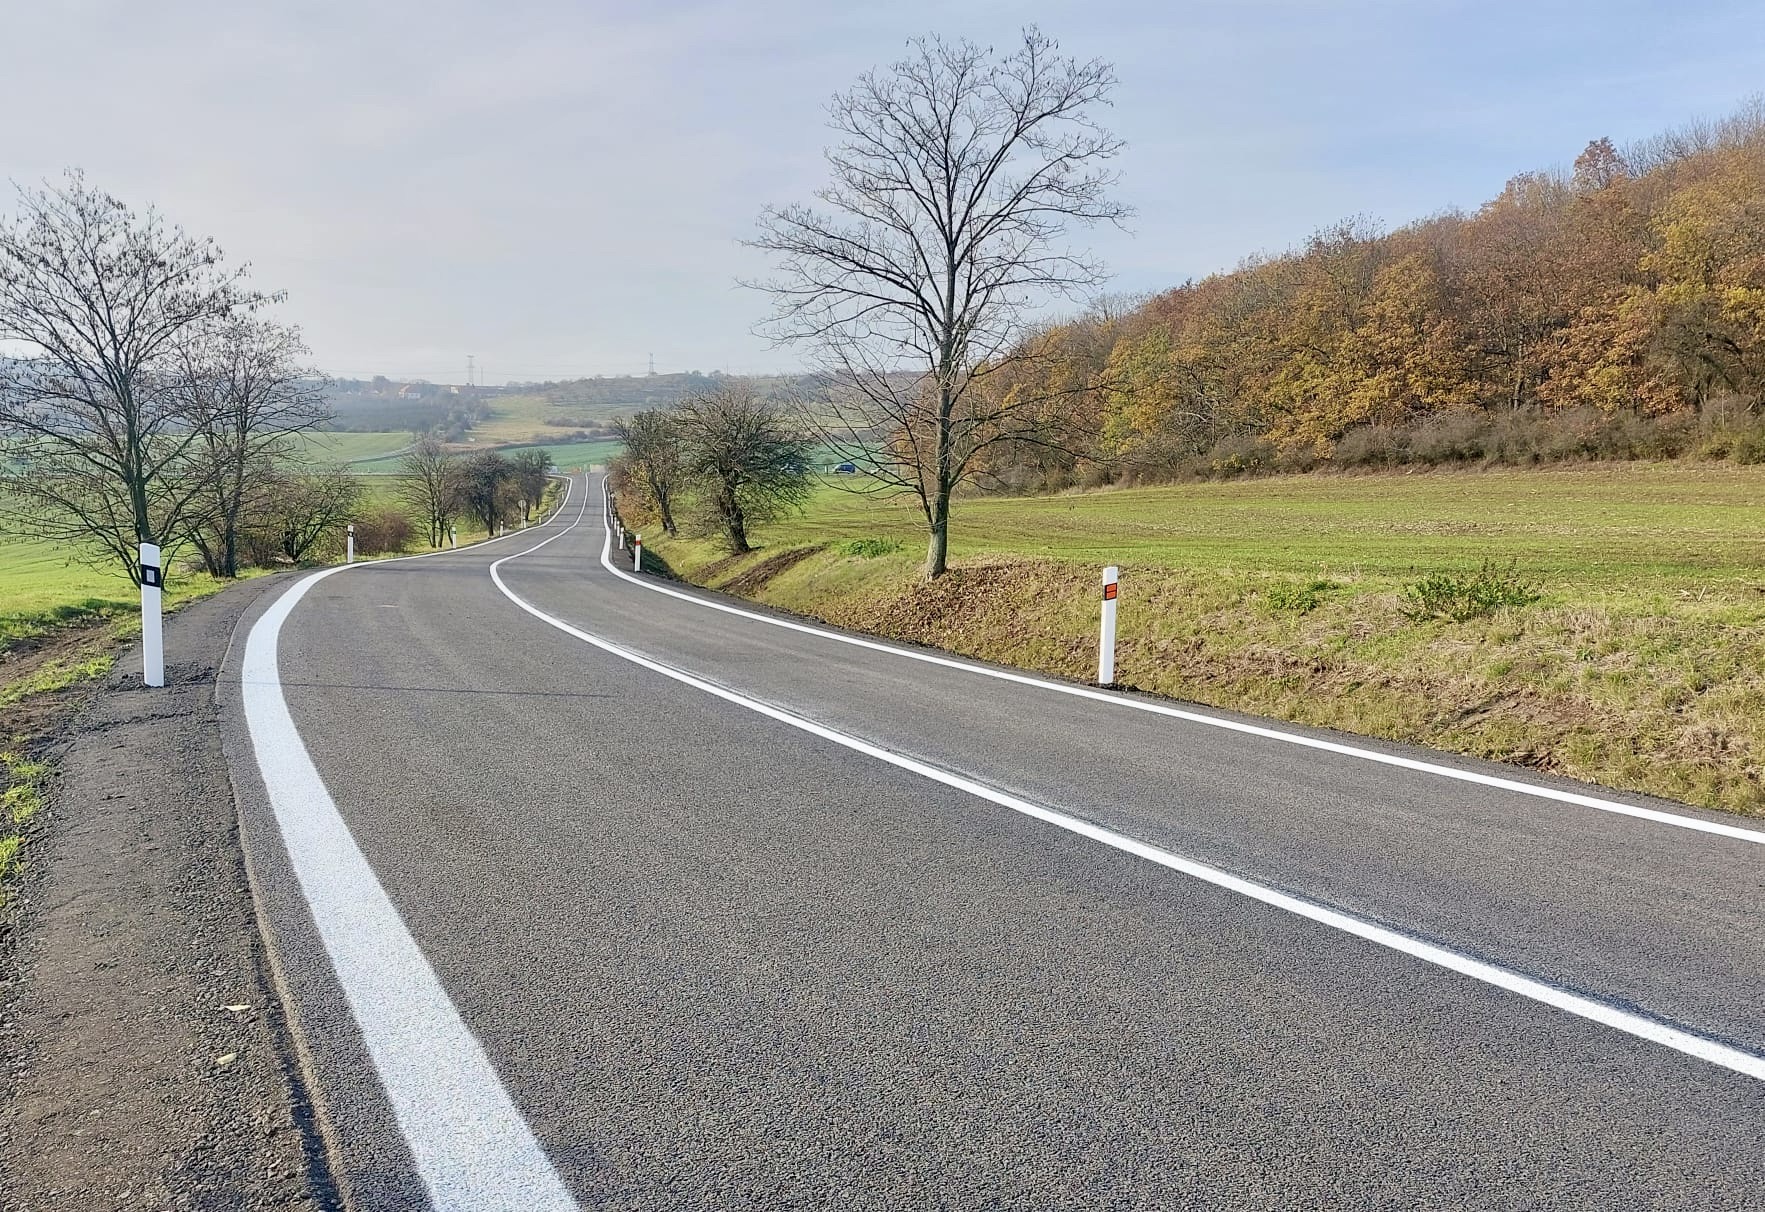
[0,750,49,902]
[628,463,1765,816]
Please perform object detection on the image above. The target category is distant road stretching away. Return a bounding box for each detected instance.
[222,474,1765,1210]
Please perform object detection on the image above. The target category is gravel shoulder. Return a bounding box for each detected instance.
[0,578,331,1211]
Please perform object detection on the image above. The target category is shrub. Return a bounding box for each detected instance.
[839,537,904,559]
[1400,559,1543,623]
[1333,425,1406,468]
[1204,433,1276,478]
[1729,428,1765,465]
[1265,578,1341,613]
[1407,413,1488,465]
[352,507,416,556]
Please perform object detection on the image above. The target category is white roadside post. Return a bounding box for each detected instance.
[140,542,165,688]
[449,525,457,549]
[633,534,642,572]
[346,523,355,564]
[1098,565,1119,686]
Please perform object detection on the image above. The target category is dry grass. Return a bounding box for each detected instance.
[629,465,1765,815]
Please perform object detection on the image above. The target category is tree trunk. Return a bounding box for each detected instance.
[720,480,749,553]
[924,511,948,579]
[222,517,238,577]
[924,377,955,579]
[221,484,241,577]
[649,474,677,536]
[923,481,950,578]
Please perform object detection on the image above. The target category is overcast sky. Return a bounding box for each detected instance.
[6,1,1762,383]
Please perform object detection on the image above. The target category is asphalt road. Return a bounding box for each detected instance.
[221,474,1765,1210]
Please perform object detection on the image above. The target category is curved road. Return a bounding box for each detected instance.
[220,474,1765,1210]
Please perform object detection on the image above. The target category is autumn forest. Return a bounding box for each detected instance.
[979,100,1765,489]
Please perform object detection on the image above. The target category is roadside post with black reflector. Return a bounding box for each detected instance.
[1099,564,1119,686]
[346,523,355,564]
[140,541,164,687]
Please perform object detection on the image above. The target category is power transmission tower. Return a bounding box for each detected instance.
[648,353,656,376]
[466,355,476,388]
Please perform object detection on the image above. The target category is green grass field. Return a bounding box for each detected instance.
[732,464,1765,591]
[494,438,621,470]
[634,462,1765,814]
[286,430,415,465]
[345,435,619,473]
[0,529,251,654]
[470,392,626,444]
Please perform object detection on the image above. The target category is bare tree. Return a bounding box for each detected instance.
[749,28,1129,576]
[247,466,360,564]
[397,437,464,547]
[459,450,517,536]
[614,409,683,535]
[508,448,552,522]
[674,384,814,553]
[183,318,328,577]
[0,173,267,581]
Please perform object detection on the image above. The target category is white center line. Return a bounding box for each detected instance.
[590,482,1765,847]
[486,476,1765,1084]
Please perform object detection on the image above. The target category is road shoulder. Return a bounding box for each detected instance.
[0,578,329,1210]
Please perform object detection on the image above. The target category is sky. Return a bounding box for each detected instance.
[5,0,1763,384]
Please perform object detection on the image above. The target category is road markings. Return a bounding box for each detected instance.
[241,486,580,1211]
[487,479,1765,1083]
[594,481,1765,847]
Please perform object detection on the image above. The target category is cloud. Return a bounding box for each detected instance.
[4,0,1761,379]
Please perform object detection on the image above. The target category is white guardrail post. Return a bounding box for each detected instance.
[140,541,164,688]
[634,534,642,572]
[1098,565,1118,686]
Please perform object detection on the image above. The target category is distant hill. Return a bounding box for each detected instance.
[512,371,809,420]
[322,378,487,439]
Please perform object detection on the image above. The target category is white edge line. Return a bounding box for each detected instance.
[239,479,580,1211]
[487,480,1765,1086]
[589,480,1765,847]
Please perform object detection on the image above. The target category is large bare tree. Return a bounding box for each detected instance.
[247,466,360,565]
[459,450,518,537]
[750,28,1128,576]
[183,318,328,577]
[508,448,552,523]
[397,437,465,548]
[0,173,266,581]
[614,409,684,535]
[673,384,815,554]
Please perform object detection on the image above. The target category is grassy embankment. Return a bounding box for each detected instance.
[0,530,252,905]
[0,468,566,906]
[630,463,1765,815]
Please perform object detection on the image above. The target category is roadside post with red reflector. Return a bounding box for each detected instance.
[1099,565,1119,685]
[634,534,643,572]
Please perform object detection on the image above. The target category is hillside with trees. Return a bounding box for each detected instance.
[969,101,1765,490]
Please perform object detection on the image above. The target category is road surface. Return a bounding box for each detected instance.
[220,474,1765,1210]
